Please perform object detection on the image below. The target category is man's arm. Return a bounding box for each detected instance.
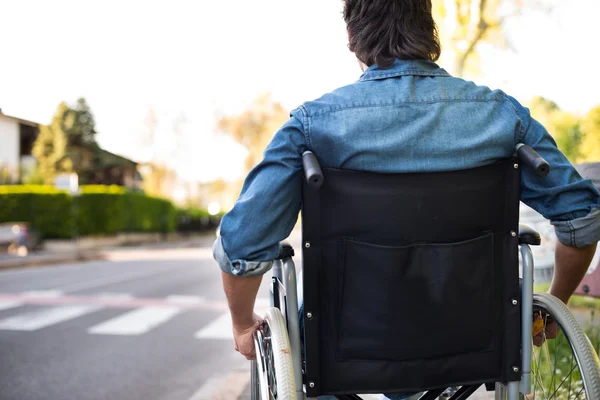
[508,96,600,302]
[213,113,307,359]
[550,242,598,304]
[222,272,263,329]
[221,272,263,360]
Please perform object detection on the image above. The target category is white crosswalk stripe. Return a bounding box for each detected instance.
[22,290,62,297]
[0,305,101,331]
[88,306,181,335]
[194,313,233,340]
[0,292,275,338]
[0,301,23,312]
[194,306,269,340]
[166,295,205,304]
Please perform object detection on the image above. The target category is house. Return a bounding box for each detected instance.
[88,148,143,189]
[0,109,142,189]
[0,109,40,183]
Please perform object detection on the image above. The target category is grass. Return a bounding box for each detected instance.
[534,283,600,311]
[528,284,600,398]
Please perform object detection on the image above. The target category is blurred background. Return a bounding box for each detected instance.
[0,1,599,399]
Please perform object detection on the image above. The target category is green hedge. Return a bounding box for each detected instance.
[175,207,223,233]
[0,185,176,239]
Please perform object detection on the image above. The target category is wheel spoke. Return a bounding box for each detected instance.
[548,362,577,399]
[574,384,586,400]
[549,314,558,395]
[567,349,575,399]
[532,351,549,400]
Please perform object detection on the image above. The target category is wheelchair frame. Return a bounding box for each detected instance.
[253,144,566,399]
[263,243,533,400]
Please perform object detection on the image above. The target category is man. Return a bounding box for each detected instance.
[213,0,600,396]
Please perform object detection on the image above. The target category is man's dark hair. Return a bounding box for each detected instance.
[343,0,441,68]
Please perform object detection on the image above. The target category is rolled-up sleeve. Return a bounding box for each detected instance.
[552,207,600,248]
[508,96,600,248]
[213,111,308,276]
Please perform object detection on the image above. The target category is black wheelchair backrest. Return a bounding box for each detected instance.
[300,157,523,396]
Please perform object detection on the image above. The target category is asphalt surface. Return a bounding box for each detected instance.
[0,238,274,400]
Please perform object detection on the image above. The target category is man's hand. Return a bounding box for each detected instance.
[233,312,264,360]
[533,313,559,347]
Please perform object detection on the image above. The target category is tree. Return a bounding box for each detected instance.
[528,97,583,163]
[31,99,99,184]
[64,98,97,146]
[32,103,70,184]
[217,94,289,172]
[432,0,546,77]
[580,106,600,162]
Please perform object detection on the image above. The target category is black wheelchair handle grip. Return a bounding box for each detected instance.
[516,144,550,178]
[302,151,324,188]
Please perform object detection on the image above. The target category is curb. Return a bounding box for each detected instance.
[0,252,105,270]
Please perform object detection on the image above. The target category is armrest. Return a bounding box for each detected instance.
[277,242,295,259]
[519,224,541,246]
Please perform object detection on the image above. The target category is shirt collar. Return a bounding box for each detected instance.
[359,59,450,81]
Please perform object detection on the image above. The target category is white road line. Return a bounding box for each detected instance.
[194,313,233,340]
[166,295,206,304]
[88,306,181,335]
[0,301,23,311]
[194,308,267,340]
[95,293,133,299]
[0,305,101,331]
[22,290,63,297]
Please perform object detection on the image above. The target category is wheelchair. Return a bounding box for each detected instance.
[251,145,600,400]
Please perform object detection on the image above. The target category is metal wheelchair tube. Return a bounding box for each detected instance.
[302,151,324,188]
[520,244,534,395]
[515,144,550,178]
[254,329,270,400]
[281,257,304,400]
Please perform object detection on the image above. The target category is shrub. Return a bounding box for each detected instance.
[0,185,176,239]
[176,207,222,233]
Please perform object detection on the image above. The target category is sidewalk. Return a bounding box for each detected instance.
[237,383,495,399]
[237,388,494,399]
[0,233,216,270]
[0,250,103,269]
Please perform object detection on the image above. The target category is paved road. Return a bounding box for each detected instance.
[0,235,498,400]
[0,238,276,400]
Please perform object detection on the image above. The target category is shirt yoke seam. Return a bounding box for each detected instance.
[305,98,505,117]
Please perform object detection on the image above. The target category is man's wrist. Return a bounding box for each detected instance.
[232,315,257,332]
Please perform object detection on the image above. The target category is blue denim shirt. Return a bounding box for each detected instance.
[214,59,600,276]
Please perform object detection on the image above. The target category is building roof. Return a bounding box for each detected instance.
[97,148,138,168]
[0,110,40,127]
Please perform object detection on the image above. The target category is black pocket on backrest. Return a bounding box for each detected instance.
[337,233,495,361]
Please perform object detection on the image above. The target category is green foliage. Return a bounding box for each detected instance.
[528,97,583,162]
[32,103,70,184]
[31,99,100,185]
[175,207,222,233]
[581,106,600,162]
[0,187,73,238]
[218,94,289,172]
[0,185,176,239]
[64,98,97,146]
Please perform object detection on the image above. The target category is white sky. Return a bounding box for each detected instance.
[0,0,598,182]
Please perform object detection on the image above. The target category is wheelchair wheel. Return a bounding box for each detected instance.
[251,307,296,400]
[527,293,600,399]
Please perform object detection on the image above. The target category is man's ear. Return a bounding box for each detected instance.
[347,28,354,52]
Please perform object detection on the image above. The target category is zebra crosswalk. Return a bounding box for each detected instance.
[0,291,269,339]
